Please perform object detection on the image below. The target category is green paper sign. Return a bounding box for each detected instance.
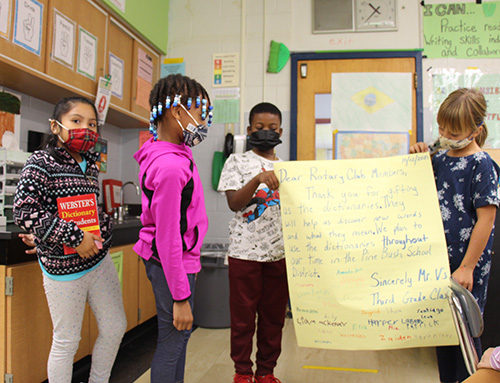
[423,2,500,59]
[111,251,124,288]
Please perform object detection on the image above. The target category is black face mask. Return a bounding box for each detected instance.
[247,130,282,151]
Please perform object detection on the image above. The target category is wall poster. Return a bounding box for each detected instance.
[275,153,459,350]
[13,0,43,55]
[51,9,75,69]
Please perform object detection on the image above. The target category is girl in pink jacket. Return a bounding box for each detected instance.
[134,74,211,383]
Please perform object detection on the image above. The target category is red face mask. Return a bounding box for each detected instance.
[54,121,99,153]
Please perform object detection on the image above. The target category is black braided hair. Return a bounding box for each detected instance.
[149,74,211,127]
[41,96,99,163]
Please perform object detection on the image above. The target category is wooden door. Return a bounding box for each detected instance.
[292,52,423,160]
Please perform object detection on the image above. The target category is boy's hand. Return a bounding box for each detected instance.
[173,301,193,331]
[257,170,279,190]
[409,142,429,154]
[19,233,37,254]
[75,231,103,258]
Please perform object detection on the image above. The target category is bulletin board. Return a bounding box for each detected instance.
[421,58,500,149]
[45,0,107,96]
[421,2,500,148]
[131,39,159,120]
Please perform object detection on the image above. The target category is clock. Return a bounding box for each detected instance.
[355,0,397,31]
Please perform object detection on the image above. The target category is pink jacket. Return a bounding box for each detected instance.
[133,138,208,301]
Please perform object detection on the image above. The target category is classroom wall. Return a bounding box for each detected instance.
[11,0,499,244]
[167,0,422,244]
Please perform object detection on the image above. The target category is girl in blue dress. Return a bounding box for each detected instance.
[411,88,500,383]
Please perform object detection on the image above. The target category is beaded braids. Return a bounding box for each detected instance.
[437,88,488,147]
[148,74,213,141]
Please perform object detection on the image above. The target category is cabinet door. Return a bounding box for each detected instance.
[130,39,160,120]
[5,262,90,382]
[138,257,156,324]
[90,245,139,347]
[0,0,48,73]
[45,0,107,96]
[0,266,5,380]
[106,19,133,112]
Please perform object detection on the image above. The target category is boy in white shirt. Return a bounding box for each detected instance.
[218,103,288,383]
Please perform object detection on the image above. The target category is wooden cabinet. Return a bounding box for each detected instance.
[106,19,134,112]
[131,39,160,120]
[0,0,160,129]
[45,0,108,95]
[2,261,91,382]
[0,0,49,73]
[0,244,156,382]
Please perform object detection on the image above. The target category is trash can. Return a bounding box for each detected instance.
[193,244,230,328]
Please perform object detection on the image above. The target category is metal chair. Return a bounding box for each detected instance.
[448,278,484,376]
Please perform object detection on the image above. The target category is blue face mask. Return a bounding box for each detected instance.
[177,105,208,147]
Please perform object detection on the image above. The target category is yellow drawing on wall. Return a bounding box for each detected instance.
[274,153,459,350]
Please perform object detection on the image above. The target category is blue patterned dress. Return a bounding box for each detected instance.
[432,150,500,312]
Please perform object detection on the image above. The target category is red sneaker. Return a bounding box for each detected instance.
[233,373,255,383]
[254,374,282,383]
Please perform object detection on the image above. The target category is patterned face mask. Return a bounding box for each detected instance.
[176,105,208,147]
[52,120,99,153]
[437,133,473,150]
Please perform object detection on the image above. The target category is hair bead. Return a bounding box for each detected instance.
[173,94,181,107]
[201,99,207,120]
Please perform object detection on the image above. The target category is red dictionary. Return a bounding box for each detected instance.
[57,193,102,255]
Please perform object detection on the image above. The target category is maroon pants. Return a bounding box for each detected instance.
[229,257,289,376]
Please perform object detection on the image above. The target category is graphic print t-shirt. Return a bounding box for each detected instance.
[218,150,285,262]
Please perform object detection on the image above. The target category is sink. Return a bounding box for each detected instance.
[113,216,142,246]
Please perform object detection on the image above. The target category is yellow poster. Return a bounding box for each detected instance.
[274,153,459,350]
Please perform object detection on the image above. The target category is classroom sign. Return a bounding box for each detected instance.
[275,153,459,350]
[422,2,500,59]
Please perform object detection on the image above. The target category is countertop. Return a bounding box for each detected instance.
[0,217,142,265]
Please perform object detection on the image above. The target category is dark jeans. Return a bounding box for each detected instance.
[143,259,196,383]
[229,257,288,376]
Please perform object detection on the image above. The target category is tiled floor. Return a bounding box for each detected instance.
[133,318,441,383]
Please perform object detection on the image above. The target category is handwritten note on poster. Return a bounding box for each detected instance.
[274,154,459,350]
